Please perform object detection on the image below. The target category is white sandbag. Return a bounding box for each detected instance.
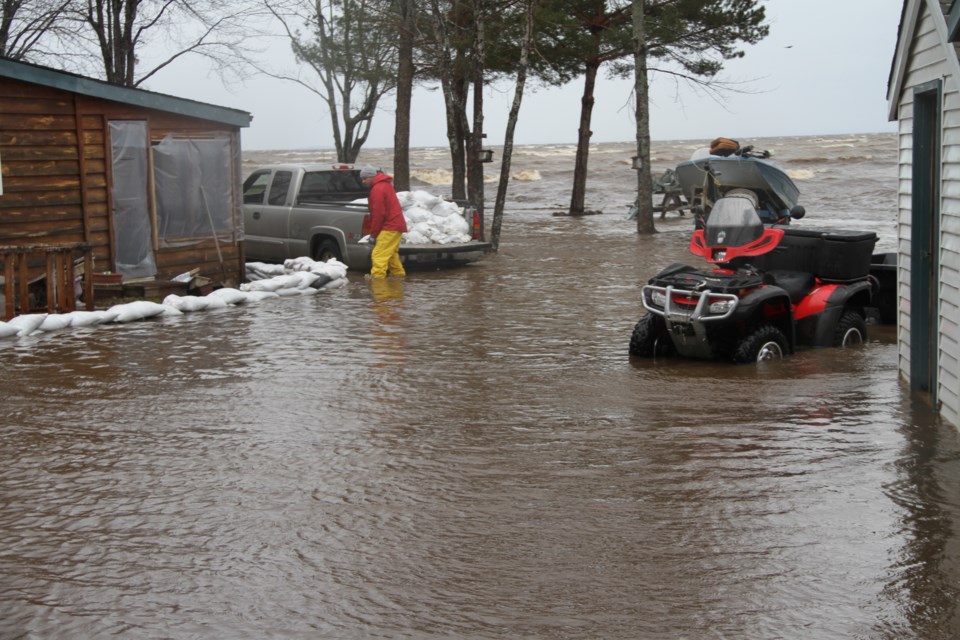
[110,301,166,323]
[321,277,349,290]
[243,290,280,302]
[203,296,228,309]
[411,221,432,236]
[246,262,286,277]
[208,287,248,305]
[397,191,417,209]
[404,206,434,224]
[440,214,470,236]
[431,200,461,218]
[37,313,73,332]
[162,294,183,308]
[160,305,183,317]
[240,279,278,292]
[275,287,302,297]
[7,313,47,336]
[241,273,300,292]
[0,321,19,338]
[168,295,209,312]
[292,271,321,289]
[402,231,431,245]
[412,190,441,209]
[309,259,348,280]
[70,311,117,327]
[284,256,317,272]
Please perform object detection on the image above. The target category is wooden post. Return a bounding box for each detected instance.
[3,254,14,320]
[83,250,94,311]
[17,254,28,314]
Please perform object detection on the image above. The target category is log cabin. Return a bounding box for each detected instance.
[0,57,251,319]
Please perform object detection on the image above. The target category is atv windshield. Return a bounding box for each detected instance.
[704,196,764,247]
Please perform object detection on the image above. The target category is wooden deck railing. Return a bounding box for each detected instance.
[0,243,95,320]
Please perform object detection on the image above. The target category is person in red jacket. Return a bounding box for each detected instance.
[360,165,408,278]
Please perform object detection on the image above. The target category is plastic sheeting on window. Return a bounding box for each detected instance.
[153,135,237,247]
[108,121,157,278]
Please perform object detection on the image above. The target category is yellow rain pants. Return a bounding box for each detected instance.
[370,230,406,279]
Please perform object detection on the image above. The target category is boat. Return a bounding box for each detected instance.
[674,147,802,223]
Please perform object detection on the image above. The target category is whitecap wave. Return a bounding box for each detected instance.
[787,168,816,180]
[511,169,542,182]
[410,169,454,185]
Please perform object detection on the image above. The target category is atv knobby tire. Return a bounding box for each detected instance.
[833,309,866,347]
[629,314,675,358]
[733,324,787,363]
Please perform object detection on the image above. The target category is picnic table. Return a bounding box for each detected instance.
[625,168,689,220]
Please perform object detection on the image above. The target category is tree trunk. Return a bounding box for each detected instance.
[430,0,467,200]
[633,0,655,234]
[448,77,468,201]
[467,0,485,216]
[569,52,600,216]
[393,0,414,190]
[492,0,536,250]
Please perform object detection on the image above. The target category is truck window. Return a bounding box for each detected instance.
[298,170,366,203]
[268,171,292,206]
[243,170,271,204]
[298,171,335,202]
[334,171,365,191]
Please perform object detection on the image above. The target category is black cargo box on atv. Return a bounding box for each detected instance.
[749,226,877,282]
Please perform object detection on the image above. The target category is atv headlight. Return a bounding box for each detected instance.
[650,289,667,308]
[708,299,735,314]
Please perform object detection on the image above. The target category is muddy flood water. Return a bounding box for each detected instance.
[5,136,960,638]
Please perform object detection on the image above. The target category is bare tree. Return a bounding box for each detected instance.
[263,0,398,162]
[0,0,73,62]
[632,0,654,234]
[57,0,267,87]
[491,0,536,250]
[568,1,631,217]
[427,0,470,201]
[393,0,417,190]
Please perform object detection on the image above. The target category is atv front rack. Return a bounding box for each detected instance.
[641,284,740,323]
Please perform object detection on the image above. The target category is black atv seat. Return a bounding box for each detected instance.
[766,270,815,304]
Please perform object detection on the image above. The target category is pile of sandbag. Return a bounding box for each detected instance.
[166,257,348,310]
[0,257,349,340]
[0,300,183,339]
[396,191,472,245]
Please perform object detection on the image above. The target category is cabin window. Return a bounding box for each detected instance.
[108,121,157,277]
[153,135,234,245]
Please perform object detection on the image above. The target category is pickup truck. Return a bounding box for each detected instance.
[241,163,492,271]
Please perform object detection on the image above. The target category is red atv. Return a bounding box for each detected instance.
[630,191,878,362]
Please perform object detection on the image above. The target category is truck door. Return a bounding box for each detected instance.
[243,169,293,261]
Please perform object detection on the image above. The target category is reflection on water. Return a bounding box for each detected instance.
[1,212,959,638]
[369,278,408,367]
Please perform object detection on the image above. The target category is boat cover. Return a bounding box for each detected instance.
[675,156,801,211]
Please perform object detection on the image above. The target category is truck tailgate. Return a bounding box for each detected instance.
[399,241,493,255]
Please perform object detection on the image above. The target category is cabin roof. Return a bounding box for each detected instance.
[0,57,252,129]
[887,0,960,121]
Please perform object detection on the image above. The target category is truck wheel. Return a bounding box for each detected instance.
[733,324,787,363]
[833,310,866,347]
[629,314,675,358]
[313,239,342,263]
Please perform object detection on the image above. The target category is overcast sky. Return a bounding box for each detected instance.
[146,0,904,151]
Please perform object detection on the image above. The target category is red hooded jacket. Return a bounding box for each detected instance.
[367,173,408,237]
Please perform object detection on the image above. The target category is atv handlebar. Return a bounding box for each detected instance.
[736,145,772,159]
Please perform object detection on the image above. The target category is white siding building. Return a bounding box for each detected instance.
[888,0,960,427]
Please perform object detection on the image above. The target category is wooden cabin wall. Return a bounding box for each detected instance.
[0,78,109,269]
[0,77,244,290]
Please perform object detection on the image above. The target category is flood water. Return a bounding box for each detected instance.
[3,203,960,638]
